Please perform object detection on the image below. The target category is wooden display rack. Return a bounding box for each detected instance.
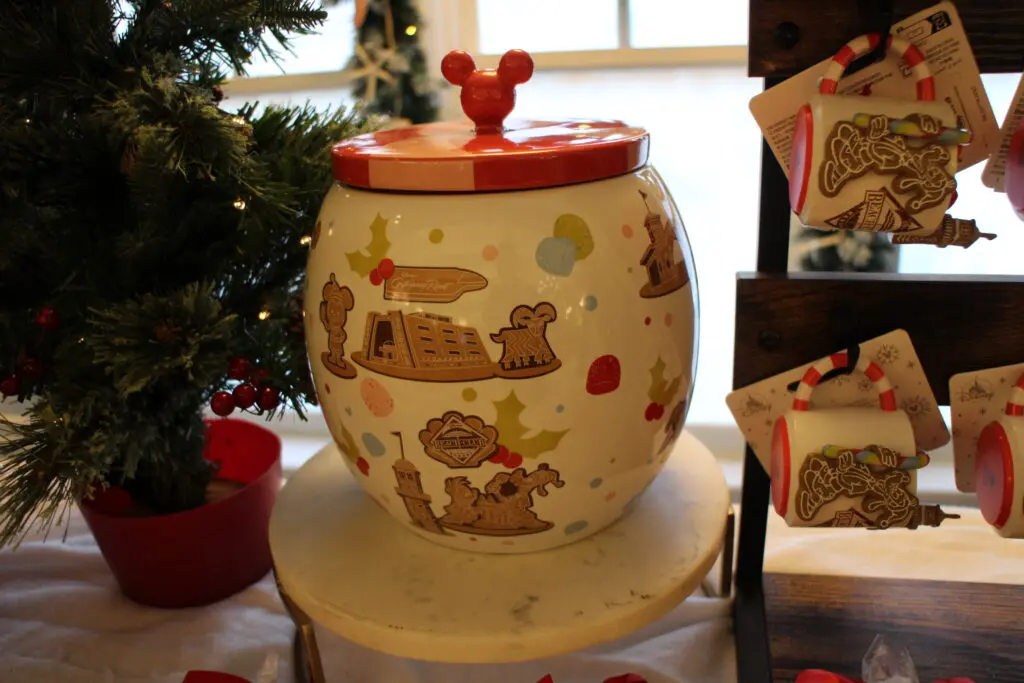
[736,1,1024,681]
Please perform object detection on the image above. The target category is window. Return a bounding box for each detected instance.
[222,2,1022,445]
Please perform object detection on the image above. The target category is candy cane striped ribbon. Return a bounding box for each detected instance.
[819,33,935,102]
[1005,373,1024,417]
[792,350,897,412]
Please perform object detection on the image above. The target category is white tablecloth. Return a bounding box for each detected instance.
[1,501,1020,683]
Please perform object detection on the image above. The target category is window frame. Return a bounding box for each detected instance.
[223,0,748,104]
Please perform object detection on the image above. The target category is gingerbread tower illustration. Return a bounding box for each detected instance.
[391,432,444,534]
[637,190,688,298]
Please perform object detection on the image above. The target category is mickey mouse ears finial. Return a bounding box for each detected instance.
[441,49,534,133]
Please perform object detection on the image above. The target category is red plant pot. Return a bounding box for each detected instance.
[80,418,283,608]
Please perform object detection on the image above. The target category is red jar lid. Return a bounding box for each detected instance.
[331,49,649,193]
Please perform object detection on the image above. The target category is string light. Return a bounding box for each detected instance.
[405,25,417,36]
[231,116,246,126]
[258,310,271,321]
[299,235,312,246]
[233,198,247,210]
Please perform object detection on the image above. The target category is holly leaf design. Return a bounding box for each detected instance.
[493,391,569,460]
[648,357,681,405]
[345,213,392,278]
[336,419,361,462]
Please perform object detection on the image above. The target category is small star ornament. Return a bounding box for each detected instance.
[351,41,397,102]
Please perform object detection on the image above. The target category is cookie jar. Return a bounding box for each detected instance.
[304,48,698,554]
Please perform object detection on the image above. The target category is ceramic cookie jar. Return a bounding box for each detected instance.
[303,48,698,554]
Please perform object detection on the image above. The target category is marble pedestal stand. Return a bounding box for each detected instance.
[270,431,732,682]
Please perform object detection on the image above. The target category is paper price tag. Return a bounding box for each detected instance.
[981,73,1024,192]
[750,1,999,178]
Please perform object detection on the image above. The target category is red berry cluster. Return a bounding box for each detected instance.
[488,444,523,469]
[210,357,280,417]
[644,401,665,421]
[368,258,395,287]
[1,307,58,400]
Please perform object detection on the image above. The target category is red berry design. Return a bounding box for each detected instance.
[249,367,269,386]
[644,317,651,326]
[257,385,280,410]
[504,452,523,469]
[356,457,370,476]
[369,268,382,286]
[227,356,250,380]
[35,306,60,331]
[644,402,665,421]
[18,357,43,380]
[489,444,509,464]
[233,382,257,409]
[0,374,21,398]
[377,258,395,279]
[211,391,235,417]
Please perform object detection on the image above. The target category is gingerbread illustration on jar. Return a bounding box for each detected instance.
[319,273,357,379]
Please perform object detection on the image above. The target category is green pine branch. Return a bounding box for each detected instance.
[0,0,376,544]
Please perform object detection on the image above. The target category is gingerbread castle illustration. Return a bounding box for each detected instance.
[393,457,445,535]
[637,190,689,298]
[390,432,566,538]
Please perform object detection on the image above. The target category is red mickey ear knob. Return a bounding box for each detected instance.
[442,49,534,133]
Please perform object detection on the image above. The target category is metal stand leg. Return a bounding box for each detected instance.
[274,570,327,683]
[701,505,736,598]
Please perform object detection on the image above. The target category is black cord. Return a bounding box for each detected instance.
[785,343,862,393]
[847,0,895,76]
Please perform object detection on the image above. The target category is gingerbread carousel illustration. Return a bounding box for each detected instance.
[637,190,689,298]
[390,432,566,537]
[319,273,358,379]
[351,302,561,382]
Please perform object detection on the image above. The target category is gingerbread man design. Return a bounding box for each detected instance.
[319,272,357,379]
[441,49,534,133]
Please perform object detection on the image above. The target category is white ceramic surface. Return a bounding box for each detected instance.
[304,166,698,553]
[269,431,728,663]
[771,408,917,528]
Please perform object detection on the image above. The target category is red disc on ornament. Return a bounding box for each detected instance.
[975,421,1013,528]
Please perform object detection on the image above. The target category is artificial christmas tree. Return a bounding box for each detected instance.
[341,0,439,123]
[0,0,372,601]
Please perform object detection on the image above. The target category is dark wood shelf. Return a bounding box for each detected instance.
[749,0,1024,77]
[766,573,1024,682]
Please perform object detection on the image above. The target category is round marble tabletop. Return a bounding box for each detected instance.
[270,430,729,664]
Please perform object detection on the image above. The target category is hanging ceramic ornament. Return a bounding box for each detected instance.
[789,33,991,248]
[770,351,955,530]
